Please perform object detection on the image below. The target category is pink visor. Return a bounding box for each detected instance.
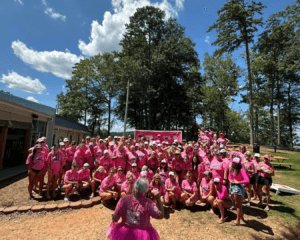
[264,155,270,160]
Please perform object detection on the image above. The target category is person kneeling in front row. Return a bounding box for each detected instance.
[60,162,80,201]
[100,167,118,206]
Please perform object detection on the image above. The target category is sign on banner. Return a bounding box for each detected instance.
[134,130,182,143]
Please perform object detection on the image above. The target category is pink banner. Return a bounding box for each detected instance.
[134,130,182,143]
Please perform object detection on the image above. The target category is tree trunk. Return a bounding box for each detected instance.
[270,74,275,146]
[244,37,254,146]
[108,96,111,135]
[277,79,281,145]
[287,82,293,147]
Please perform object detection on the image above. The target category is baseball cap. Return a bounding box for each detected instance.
[104,150,109,154]
[83,163,90,167]
[53,143,59,148]
[215,151,221,155]
[135,143,140,147]
[109,142,114,146]
[59,142,65,146]
[157,144,162,147]
[63,138,69,142]
[220,149,226,153]
[88,142,93,147]
[169,171,175,176]
[233,157,241,164]
[264,155,270,160]
[71,141,76,145]
[72,162,78,167]
[175,150,181,155]
[36,144,42,149]
[145,141,149,145]
[204,171,210,176]
[214,178,220,183]
[161,160,166,163]
[254,153,260,158]
[37,138,44,143]
[132,163,137,167]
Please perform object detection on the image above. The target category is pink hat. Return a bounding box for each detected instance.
[214,178,220,183]
[37,138,44,143]
[219,133,225,137]
[263,155,270,160]
[233,157,241,164]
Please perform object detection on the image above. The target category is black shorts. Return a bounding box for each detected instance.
[62,166,66,170]
[32,168,42,174]
[249,176,256,185]
[253,173,259,183]
[258,176,272,186]
[175,170,182,175]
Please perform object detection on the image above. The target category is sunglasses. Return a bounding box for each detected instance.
[118,170,123,172]
[110,172,114,174]
[132,166,137,168]
[186,175,191,178]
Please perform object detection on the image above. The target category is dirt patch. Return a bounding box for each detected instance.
[0,203,299,240]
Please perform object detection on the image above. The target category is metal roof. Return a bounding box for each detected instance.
[55,114,88,132]
[0,91,55,116]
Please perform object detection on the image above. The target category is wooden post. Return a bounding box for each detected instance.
[23,128,31,164]
[0,127,9,170]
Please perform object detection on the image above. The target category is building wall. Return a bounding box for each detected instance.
[53,128,87,145]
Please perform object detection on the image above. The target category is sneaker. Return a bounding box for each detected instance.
[46,193,51,200]
[29,196,34,200]
[64,197,69,202]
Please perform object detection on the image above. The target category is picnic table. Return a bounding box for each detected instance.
[273,156,288,163]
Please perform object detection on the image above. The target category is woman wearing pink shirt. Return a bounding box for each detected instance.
[183,155,192,171]
[243,152,255,206]
[198,171,215,211]
[257,155,274,211]
[217,133,229,148]
[73,143,86,169]
[229,158,250,225]
[251,153,261,200]
[191,155,201,183]
[78,163,91,192]
[130,163,140,181]
[164,171,181,209]
[147,151,159,173]
[108,178,163,240]
[212,178,233,224]
[120,172,135,197]
[172,150,185,186]
[85,142,95,176]
[61,162,80,201]
[180,171,198,207]
[66,141,77,171]
[100,167,118,206]
[99,150,113,174]
[46,144,63,199]
[156,160,169,185]
[112,142,127,170]
[26,144,45,199]
[114,166,126,196]
[90,166,106,198]
[126,146,139,173]
[136,144,148,172]
[149,174,166,205]
[210,152,227,186]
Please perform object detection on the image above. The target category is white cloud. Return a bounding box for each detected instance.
[12,40,84,79]
[205,36,210,45]
[78,0,185,56]
[26,96,39,103]
[1,71,46,94]
[45,7,66,21]
[111,123,134,132]
[14,0,24,5]
[42,0,66,21]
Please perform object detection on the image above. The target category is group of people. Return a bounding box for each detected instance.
[26,129,274,227]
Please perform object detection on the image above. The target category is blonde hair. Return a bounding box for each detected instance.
[245,151,252,156]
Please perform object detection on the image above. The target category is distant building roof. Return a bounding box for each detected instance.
[55,115,88,132]
[0,91,55,116]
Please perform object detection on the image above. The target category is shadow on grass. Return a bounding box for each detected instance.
[163,206,175,219]
[249,222,300,240]
[0,172,27,190]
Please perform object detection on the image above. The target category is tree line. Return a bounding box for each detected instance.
[57,0,300,147]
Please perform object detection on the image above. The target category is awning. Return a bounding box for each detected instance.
[0,120,10,127]
[11,120,32,129]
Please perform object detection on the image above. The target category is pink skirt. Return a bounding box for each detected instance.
[108,223,160,240]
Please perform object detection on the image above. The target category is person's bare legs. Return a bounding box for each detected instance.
[62,184,72,197]
[232,194,243,225]
[257,184,263,205]
[265,185,271,211]
[28,171,37,197]
[252,181,258,200]
[46,173,53,196]
[90,180,98,198]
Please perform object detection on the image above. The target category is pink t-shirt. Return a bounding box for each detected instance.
[165,178,181,196]
[158,168,169,184]
[172,158,185,171]
[94,171,106,181]
[136,150,148,169]
[47,151,63,174]
[184,162,192,171]
[228,169,250,184]
[217,137,228,147]
[147,169,154,181]
[99,156,113,173]
[26,152,45,170]
[113,195,160,229]
[131,171,140,181]
[73,149,85,169]
[127,152,139,169]
[64,170,79,184]
[113,148,127,169]
[60,149,68,166]
[243,161,254,178]
[252,159,260,173]
[181,179,198,197]
[108,148,114,159]
[201,178,213,196]
[121,180,134,192]
[114,173,126,184]
[147,157,158,170]
[210,158,226,180]
[259,162,273,178]
[100,176,116,193]
[214,185,230,200]
[85,148,95,167]
[78,169,90,181]
[66,147,76,162]
[150,182,166,196]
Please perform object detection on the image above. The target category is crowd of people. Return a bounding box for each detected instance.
[26,127,274,227]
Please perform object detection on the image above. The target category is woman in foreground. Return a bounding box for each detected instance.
[108,178,164,240]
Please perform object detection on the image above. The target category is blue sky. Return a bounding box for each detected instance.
[0,0,296,131]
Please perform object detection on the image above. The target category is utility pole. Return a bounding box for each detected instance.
[123,79,130,136]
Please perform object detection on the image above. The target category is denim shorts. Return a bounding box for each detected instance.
[230,184,245,196]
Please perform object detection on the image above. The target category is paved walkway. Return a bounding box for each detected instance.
[0,165,27,182]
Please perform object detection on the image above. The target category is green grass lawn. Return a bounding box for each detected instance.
[259,151,300,226]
